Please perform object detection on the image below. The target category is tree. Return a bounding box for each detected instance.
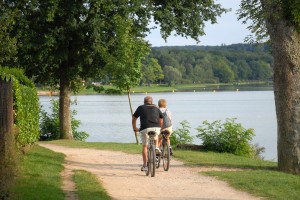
[239,0,300,174]
[7,1,227,140]
[0,4,17,66]
[142,58,164,86]
[163,65,182,86]
[105,15,150,144]
[234,60,252,80]
[211,56,234,83]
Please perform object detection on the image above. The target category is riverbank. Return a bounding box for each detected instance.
[37,82,273,96]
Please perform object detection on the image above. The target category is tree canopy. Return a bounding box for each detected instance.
[0,0,228,139]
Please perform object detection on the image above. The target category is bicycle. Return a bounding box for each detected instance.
[156,130,171,171]
[145,131,157,177]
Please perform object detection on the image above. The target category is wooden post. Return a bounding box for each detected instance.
[0,78,15,197]
[0,78,14,160]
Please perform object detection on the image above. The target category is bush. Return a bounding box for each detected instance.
[170,120,194,146]
[0,67,40,149]
[196,118,256,157]
[40,99,89,141]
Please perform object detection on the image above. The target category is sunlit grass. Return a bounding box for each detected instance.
[11,146,65,200]
[74,170,111,200]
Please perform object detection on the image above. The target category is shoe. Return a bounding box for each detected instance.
[141,165,148,171]
[155,148,161,155]
[169,147,173,156]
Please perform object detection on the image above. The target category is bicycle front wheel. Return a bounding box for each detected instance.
[149,145,156,177]
[162,142,170,171]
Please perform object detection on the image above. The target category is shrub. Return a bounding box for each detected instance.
[0,67,40,149]
[40,99,89,141]
[196,118,256,157]
[170,120,194,146]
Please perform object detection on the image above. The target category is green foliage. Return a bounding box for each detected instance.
[0,67,34,88]
[196,118,256,157]
[150,44,273,84]
[141,58,164,85]
[163,65,182,86]
[74,170,111,200]
[0,67,40,149]
[39,100,60,140]
[238,0,300,40]
[105,15,150,92]
[40,99,89,141]
[104,88,123,95]
[237,0,267,43]
[170,120,194,146]
[0,8,18,65]
[12,146,65,200]
[282,0,300,31]
[14,84,40,148]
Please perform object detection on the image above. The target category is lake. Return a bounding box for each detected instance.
[39,89,277,161]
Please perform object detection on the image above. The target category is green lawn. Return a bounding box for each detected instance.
[11,146,65,200]
[12,140,300,200]
[74,170,111,200]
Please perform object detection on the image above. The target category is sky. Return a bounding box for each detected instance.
[145,0,251,47]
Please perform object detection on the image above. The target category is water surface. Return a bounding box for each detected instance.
[40,90,277,161]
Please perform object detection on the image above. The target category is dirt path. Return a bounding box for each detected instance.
[39,144,261,200]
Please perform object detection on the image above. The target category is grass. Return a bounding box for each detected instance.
[44,140,141,154]
[11,146,65,200]
[204,170,300,200]
[13,140,300,200]
[74,170,111,200]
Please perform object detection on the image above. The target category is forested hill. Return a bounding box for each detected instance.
[147,43,273,84]
[152,43,270,52]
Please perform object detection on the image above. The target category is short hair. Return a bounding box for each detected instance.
[158,99,167,108]
[144,96,153,104]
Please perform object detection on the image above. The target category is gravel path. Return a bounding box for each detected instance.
[39,144,261,200]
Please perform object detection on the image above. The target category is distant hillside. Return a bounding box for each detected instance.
[147,43,273,84]
[151,43,270,53]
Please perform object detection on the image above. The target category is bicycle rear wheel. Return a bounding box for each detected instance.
[162,142,170,171]
[156,152,161,169]
[149,145,156,177]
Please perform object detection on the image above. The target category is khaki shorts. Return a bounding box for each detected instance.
[160,126,173,138]
[140,127,161,145]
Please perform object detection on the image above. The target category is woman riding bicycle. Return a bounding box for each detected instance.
[132,96,163,171]
[158,99,173,155]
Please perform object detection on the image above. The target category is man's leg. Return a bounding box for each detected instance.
[142,145,147,166]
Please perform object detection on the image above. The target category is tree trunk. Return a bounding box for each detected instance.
[263,3,300,174]
[59,74,73,139]
[127,89,139,144]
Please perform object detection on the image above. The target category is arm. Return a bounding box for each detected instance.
[132,116,139,132]
[159,118,163,128]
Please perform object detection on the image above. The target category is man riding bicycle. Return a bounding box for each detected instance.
[132,96,163,171]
